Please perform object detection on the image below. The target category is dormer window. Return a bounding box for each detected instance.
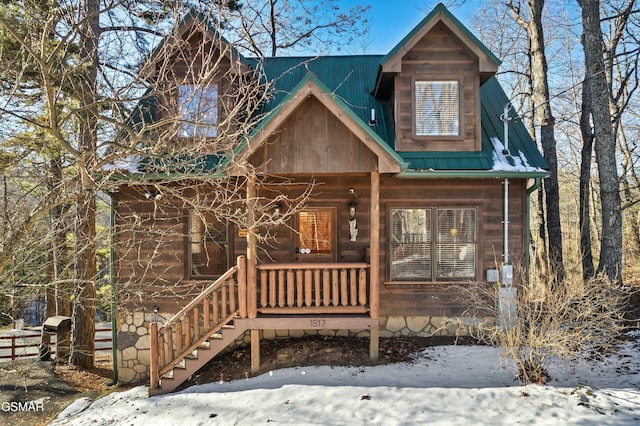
[415,80,460,137]
[178,84,218,138]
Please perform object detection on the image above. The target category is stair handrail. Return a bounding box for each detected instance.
[150,255,246,389]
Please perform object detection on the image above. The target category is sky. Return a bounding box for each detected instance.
[51,331,640,425]
[351,1,478,54]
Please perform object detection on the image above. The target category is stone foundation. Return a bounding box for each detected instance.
[116,311,469,385]
[117,311,170,384]
[379,315,471,337]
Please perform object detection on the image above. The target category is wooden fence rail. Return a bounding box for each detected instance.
[0,328,112,361]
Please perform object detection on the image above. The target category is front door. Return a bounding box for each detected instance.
[295,207,336,262]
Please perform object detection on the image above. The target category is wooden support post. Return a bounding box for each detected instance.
[250,329,260,374]
[238,255,247,318]
[149,322,158,389]
[369,171,380,319]
[369,325,379,362]
[247,178,258,318]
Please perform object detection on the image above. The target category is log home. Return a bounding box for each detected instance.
[112,4,549,395]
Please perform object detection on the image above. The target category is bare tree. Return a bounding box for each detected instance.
[0,1,323,369]
[508,0,564,285]
[226,0,370,56]
[578,0,625,286]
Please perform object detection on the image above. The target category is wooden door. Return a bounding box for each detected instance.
[295,207,336,262]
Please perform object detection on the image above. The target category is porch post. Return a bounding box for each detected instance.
[149,322,158,389]
[250,329,260,374]
[369,172,380,319]
[237,255,247,318]
[247,177,258,318]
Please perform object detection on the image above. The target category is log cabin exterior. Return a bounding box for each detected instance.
[112,4,549,395]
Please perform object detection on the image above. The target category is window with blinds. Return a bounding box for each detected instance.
[178,84,218,138]
[390,207,476,282]
[436,208,476,280]
[298,210,333,254]
[189,211,229,278]
[415,80,459,136]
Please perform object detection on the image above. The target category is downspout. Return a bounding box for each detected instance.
[501,103,512,272]
[107,191,118,385]
[525,178,542,278]
[503,178,509,265]
[499,104,515,330]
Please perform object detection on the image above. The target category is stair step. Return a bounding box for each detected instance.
[150,318,248,396]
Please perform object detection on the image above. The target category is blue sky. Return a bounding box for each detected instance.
[352,1,478,54]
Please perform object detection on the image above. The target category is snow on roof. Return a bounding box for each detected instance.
[102,157,142,174]
[490,137,545,173]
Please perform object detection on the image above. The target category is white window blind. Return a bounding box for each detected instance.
[390,207,476,282]
[436,208,476,280]
[415,80,459,136]
[391,209,432,280]
[178,84,218,138]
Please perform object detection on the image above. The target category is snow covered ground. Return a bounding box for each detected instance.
[52,333,640,426]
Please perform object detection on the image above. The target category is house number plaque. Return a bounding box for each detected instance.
[309,319,326,328]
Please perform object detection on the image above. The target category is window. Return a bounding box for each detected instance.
[297,208,335,261]
[188,211,229,278]
[415,80,459,136]
[178,84,218,138]
[390,207,476,282]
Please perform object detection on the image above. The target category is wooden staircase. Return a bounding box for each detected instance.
[149,256,248,396]
[149,255,380,396]
[149,319,247,395]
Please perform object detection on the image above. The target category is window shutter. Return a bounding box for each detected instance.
[415,81,459,136]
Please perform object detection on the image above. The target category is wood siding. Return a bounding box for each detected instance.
[115,176,528,319]
[377,177,526,317]
[250,97,378,174]
[395,22,481,152]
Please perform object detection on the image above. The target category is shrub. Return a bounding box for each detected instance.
[457,266,628,384]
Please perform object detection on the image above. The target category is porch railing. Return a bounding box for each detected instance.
[255,263,370,314]
[150,256,246,389]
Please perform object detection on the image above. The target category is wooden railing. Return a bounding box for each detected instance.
[150,256,246,389]
[0,327,112,361]
[255,263,370,314]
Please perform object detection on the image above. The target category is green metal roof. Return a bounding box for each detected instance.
[253,56,547,176]
[126,4,548,178]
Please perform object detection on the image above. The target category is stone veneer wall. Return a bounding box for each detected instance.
[116,311,469,385]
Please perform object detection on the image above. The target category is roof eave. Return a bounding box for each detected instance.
[395,169,550,179]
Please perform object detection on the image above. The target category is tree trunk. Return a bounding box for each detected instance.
[527,0,564,284]
[49,157,71,361]
[579,79,596,281]
[71,0,99,369]
[579,0,623,286]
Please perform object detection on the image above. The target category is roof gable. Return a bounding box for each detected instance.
[378,3,500,82]
[235,72,404,174]
[139,9,251,80]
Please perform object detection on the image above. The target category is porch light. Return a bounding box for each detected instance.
[273,204,282,219]
[349,202,356,218]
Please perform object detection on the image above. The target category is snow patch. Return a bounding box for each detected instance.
[490,137,544,173]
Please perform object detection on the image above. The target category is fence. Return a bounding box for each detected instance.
[0,327,112,361]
